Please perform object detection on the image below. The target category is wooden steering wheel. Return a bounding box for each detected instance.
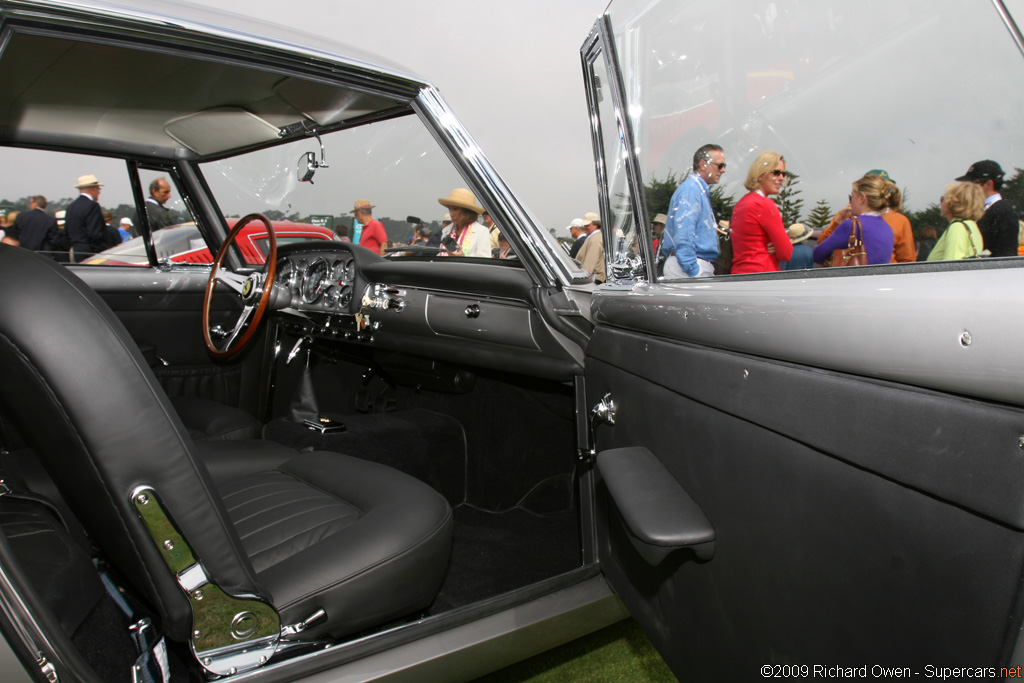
[202,213,277,358]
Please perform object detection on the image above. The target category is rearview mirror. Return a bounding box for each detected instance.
[292,125,329,184]
[297,152,317,184]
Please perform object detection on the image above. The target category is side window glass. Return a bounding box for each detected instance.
[0,149,133,265]
[602,0,1024,276]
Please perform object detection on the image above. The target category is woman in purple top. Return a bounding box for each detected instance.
[813,174,895,266]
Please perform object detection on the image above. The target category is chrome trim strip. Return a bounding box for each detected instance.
[991,0,1024,59]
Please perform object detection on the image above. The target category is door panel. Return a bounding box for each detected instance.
[70,266,266,413]
[587,325,1024,678]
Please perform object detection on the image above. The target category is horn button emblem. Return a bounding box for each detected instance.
[242,278,253,297]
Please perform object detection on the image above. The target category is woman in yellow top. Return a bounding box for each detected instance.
[928,181,986,261]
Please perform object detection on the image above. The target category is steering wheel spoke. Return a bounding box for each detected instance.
[213,269,250,295]
[219,303,256,351]
[203,214,277,358]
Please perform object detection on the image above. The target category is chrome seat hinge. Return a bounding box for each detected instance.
[131,487,281,677]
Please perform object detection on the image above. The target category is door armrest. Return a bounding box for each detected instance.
[596,447,715,564]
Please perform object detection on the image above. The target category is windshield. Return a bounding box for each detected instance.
[200,113,530,262]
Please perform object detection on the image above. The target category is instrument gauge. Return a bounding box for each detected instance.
[301,257,331,304]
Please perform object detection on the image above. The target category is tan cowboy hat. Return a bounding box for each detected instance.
[438,188,484,214]
[583,211,601,225]
[787,222,813,244]
[349,199,375,213]
[716,219,731,236]
[74,174,103,188]
[653,213,668,225]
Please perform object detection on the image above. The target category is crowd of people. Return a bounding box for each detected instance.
[651,144,1023,279]
[0,177,526,264]
[0,175,176,262]
[343,189,516,260]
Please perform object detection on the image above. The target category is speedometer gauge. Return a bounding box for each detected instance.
[301,257,331,304]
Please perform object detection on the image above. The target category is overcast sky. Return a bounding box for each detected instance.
[201,0,609,232]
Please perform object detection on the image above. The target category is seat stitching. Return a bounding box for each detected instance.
[227,490,326,522]
[236,500,358,542]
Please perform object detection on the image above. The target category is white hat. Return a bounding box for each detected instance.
[568,218,585,230]
[74,174,103,188]
[120,217,133,226]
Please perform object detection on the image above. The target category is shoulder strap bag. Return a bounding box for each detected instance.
[825,216,868,267]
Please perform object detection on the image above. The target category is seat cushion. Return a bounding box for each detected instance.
[169,396,262,441]
[218,450,453,639]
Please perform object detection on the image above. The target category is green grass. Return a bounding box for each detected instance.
[474,619,677,682]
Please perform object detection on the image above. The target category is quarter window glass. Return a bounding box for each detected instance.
[587,49,637,281]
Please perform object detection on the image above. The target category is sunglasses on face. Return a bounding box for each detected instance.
[770,170,786,178]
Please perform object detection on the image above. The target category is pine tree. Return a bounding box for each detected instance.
[806,199,834,229]
[772,172,804,225]
[643,171,684,220]
[710,185,736,224]
[999,167,1024,217]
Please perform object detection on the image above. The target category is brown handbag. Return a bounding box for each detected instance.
[825,217,868,267]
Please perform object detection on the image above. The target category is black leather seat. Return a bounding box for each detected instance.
[0,245,452,645]
[169,395,262,441]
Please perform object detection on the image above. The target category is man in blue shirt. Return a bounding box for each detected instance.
[662,144,726,278]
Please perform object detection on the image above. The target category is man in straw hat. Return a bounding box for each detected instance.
[65,174,116,261]
[350,199,388,255]
[437,188,492,257]
[575,211,605,282]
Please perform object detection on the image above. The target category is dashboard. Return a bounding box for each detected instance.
[270,241,583,380]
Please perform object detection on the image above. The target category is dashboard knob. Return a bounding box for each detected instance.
[465,303,481,318]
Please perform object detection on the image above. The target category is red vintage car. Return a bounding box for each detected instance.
[82,219,337,266]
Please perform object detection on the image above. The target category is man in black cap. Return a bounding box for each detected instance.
[957,160,1019,257]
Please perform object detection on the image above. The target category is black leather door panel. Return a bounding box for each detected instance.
[70,266,264,412]
[588,326,1024,678]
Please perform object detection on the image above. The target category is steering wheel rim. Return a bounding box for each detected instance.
[202,213,277,358]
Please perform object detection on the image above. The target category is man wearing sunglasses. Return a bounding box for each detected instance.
[661,143,726,279]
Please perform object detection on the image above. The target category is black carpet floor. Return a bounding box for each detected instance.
[428,504,580,614]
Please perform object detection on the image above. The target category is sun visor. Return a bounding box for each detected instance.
[164,106,280,155]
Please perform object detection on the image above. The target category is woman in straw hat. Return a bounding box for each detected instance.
[437,188,492,258]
